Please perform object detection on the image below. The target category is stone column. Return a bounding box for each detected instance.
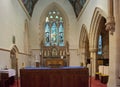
[107,0,120,87]
[81,42,87,67]
[115,1,120,86]
[81,48,86,66]
[90,49,97,76]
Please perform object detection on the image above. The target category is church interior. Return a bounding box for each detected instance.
[0,0,120,87]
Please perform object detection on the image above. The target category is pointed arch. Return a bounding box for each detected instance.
[89,7,108,76]
[10,44,19,53]
[39,2,69,45]
[10,45,19,69]
[79,24,89,49]
[10,44,19,79]
[89,7,107,51]
[79,24,89,66]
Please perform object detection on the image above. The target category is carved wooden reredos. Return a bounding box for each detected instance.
[40,41,70,67]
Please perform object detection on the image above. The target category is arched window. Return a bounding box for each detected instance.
[98,35,102,55]
[44,9,64,46]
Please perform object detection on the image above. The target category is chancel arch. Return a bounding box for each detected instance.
[79,24,89,66]
[38,2,70,67]
[89,7,109,77]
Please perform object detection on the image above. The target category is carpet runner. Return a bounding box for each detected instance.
[10,77,107,87]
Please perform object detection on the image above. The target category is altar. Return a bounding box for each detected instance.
[20,66,89,87]
[0,69,16,87]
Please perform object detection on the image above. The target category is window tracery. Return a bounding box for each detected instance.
[44,9,64,46]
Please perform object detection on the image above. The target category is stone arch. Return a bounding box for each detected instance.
[10,44,19,79]
[89,7,108,76]
[10,44,19,54]
[39,2,69,46]
[89,7,107,51]
[79,24,89,66]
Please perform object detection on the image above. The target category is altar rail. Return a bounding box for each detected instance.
[20,67,89,87]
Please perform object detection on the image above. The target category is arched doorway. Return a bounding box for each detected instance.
[79,24,90,67]
[10,45,19,80]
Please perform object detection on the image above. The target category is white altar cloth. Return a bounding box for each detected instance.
[0,69,16,77]
[99,65,109,75]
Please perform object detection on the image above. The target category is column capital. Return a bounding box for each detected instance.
[106,17,115,35]
[106,0,115,35]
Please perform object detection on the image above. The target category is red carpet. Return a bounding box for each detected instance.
[10,77,107,87]
[10,80,20,87]
[90,77,107,87]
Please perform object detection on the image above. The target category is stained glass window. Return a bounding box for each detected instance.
[51,22,57,46]
[45,22,50,46]
[44,10,64,46]
[98,35,102,55]
[59,23,64,46]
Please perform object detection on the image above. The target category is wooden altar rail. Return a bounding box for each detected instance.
[20,67,89,87]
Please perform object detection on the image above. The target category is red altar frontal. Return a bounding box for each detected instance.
[20,67,89,87]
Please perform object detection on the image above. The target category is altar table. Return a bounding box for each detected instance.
[0,69,16,87]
